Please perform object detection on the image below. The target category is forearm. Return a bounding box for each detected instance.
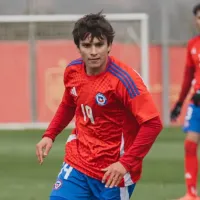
[119,116,163,171]
[178,66,194,103]
[42,102,75,141]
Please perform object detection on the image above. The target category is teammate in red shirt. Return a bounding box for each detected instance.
[36,11,163,200]
[171,4,200,200]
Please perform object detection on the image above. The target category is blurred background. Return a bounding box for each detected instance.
[0,0,197,43]
[0,0,199,127]
[0,0,200,200]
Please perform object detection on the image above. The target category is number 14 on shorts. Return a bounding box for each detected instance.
[58,163,73,180]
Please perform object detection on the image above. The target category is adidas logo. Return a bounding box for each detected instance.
[70,87,77,96]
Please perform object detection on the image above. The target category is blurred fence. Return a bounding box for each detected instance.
[0,15,148,127]
[0,0,198,127]
[0,0,198,44]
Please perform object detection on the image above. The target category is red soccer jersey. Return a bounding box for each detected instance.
[178,36,200,102]
[44,56,160,186]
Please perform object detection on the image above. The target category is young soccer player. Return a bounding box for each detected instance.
[36,11,163,200]
[170,4,200,200]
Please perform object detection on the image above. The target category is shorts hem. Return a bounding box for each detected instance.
[50,196,67,200]
[182,128,200,134]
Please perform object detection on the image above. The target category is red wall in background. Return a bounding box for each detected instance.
[0,40,189,125]
[0,42,30,122]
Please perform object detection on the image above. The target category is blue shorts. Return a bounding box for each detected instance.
[183,104,200,133]
[50,162,136,200]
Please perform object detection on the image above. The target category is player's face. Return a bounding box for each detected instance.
[195,10,200,30]
[78,35,111,72]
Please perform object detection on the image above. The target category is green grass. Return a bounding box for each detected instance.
[0,127,197,200]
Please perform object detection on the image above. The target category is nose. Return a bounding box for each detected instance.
[90,46,97,56]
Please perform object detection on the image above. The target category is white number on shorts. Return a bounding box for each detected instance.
[81,104,95,124]
[185,106,193,121]
[58,163,73,180]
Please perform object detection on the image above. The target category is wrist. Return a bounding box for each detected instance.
[119,159,131,172]
[42,134,55,142]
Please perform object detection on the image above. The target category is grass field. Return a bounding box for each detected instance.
[0,127,198,200]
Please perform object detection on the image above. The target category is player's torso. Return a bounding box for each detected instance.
[189,37,200,89]
[67,64,125,141]
[65,59,137,168]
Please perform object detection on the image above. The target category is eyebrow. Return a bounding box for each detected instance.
[81,40,105,45]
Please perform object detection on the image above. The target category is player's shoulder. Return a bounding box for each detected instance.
[108,56,145,97]
[188,35,200,47]
[64,58,83,74]
[64,58,83,80]
[108,56,140,80]
[66,58,83,69]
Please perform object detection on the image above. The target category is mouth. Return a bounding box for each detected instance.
[89,58,100,61]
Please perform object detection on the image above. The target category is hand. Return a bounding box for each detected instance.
[192,90,200,106]
[36,137,53,165]
[170,102,182,122]
[101,161,127,188]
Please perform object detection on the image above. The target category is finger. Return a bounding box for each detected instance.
[102,169,111,184]
[36,144,42,163]
[114,175,123,187]
[39,148,44,164]
[37,145,44,165]
[105,172,115,188]
[36,147,41,163]
[101,167,108,172]
[43,143,52,157]
[109,174,121,188]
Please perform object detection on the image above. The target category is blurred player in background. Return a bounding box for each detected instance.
[170,3,200,200]
[36,11,163,200]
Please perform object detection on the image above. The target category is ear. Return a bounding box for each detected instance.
[108,44,112,54]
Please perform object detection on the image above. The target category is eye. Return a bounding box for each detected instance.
[96,43,104,47]
[82,44,91,48]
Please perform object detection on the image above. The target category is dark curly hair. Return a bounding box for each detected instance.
[72,11,115,48]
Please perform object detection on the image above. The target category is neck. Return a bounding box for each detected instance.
[86,57,108,76]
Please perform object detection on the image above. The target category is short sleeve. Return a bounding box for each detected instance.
[117,68,159,124]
